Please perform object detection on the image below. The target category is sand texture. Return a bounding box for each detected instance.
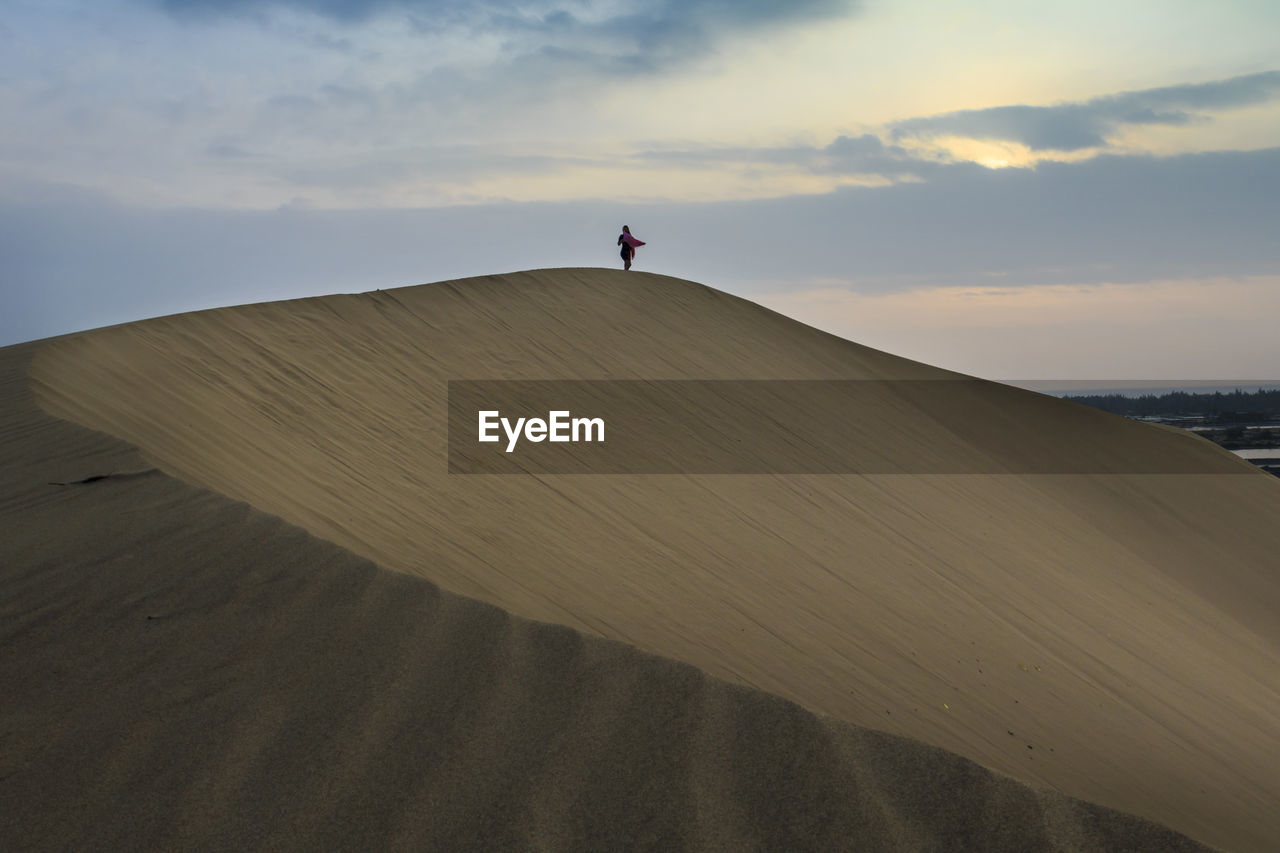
[11,268,1279,849]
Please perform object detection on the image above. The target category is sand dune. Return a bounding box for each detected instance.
[12,268,1280,849]
[2,342,1209,852]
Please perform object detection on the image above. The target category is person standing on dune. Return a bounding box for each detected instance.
[618,225,645,271]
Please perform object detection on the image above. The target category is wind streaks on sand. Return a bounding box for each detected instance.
[1,341,1210,850]
[11,268,1280,849]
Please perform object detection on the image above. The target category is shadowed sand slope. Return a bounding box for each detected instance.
[1,345,1211,852]
[26,268,1280,850]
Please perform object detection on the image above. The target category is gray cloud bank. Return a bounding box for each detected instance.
[152,0,857,75]
[632,71,1280,181]
[890,70,1280,151]
[636,133,952,180]
[156,0,851,27]
[3,147,1277,346]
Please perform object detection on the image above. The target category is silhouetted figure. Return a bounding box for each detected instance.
[618,225,645,271]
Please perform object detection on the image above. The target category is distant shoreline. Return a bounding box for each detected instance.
[1002,380,1280,398]
[1021,383,1280,478]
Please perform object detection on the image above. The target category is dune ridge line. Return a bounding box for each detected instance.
[23,268,1280,851]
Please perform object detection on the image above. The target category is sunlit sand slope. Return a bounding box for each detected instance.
[29,268,1280,851]
[1,344,1211,851]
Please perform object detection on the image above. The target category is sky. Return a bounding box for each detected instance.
[2,0,1278,378]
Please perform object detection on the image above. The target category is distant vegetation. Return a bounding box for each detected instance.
[1065,389,1280,420]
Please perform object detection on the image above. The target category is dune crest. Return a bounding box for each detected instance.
[27,268,1280,851]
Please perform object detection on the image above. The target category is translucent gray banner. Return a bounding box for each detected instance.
[446,380,1250,474]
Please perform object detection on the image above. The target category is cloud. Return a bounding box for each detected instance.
[635,133,969,181]
[890,70,1280,151]
[710,147,1280,288]
[271,147,597,191]
[155,0,851,26]
[752,275,1280,379]
[634,72,1280,183]
[208,142,252,158]
[152,0,859,75]
[156,0,416,22]
[4,146,1277,347]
